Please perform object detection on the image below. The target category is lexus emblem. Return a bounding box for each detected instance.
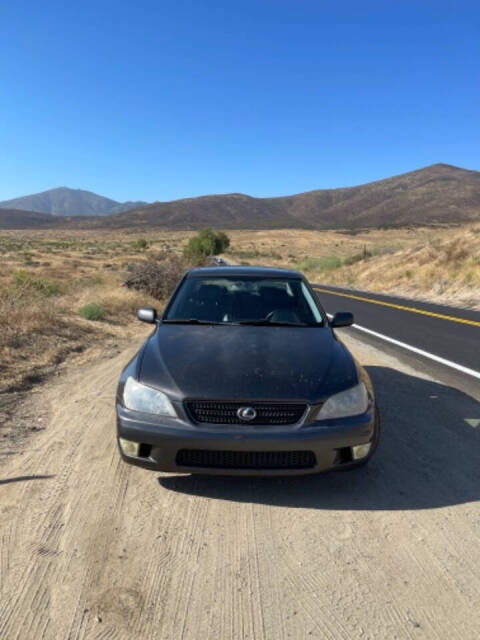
[237,406,257,422]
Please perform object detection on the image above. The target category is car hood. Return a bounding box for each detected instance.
[138,325,358,403]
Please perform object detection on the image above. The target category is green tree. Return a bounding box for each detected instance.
[215,231,230,251]
[183,228,230,261]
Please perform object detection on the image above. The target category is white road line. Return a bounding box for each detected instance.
[327,314,480,380]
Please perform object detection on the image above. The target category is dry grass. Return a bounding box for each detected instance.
[223,225,480,309]
[0,230,173,392]
[321,225,480,308]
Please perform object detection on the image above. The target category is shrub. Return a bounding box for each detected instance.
[442,242,469,264]
[12,270,62,297]
[124,254,191,300]
[371,244,400,256]
[184,228,230,261]
[319,256,342,271]
[132,238,148,250]
[215,231,230,251]
[343,248,374,266]
[296,256,341,272]
[344,252,365,266]
[79,302,106,321]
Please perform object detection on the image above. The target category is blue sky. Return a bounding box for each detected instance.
[0,1,478,202]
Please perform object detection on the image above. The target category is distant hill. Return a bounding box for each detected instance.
[84,163,480,230]
[1,164,479,230]
[0,208,61,229]
[280,163,480,229]
[96,192,301,230]
[0,187,146,216]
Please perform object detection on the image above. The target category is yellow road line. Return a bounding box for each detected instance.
[313,287,480,328]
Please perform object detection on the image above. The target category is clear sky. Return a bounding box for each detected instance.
[0,1,478,203]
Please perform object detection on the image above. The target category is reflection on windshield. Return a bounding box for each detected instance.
[165,277,324,326]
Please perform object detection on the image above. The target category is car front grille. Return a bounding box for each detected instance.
[186,401,307,425]
[176,449,316,470]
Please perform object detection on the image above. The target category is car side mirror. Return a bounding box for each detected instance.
[137,307,157,324]
[330,311,354,328]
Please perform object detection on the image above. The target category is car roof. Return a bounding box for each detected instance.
[186,265,304,279]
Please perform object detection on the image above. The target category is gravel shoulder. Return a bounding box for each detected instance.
[0,331,479,640]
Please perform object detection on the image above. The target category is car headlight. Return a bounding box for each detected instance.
[123,377,176,417]
[317,382,368,420]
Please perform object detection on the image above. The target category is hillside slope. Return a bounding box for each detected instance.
[0,187,146,216]
[90,163,480,230]
[281,163,480,228]
[93,193,299,230]
[0,208,61,229]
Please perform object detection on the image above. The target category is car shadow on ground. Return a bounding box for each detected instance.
[158,367,480,510]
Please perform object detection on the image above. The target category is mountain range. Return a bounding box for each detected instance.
[0,187,146,217]
[1,163,479,230]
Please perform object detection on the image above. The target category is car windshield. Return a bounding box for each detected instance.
[164,276,324,326]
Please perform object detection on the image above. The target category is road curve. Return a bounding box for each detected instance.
[313,284,480,376]
[1,332,479,639]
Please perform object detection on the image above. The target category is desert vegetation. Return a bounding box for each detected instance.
[0,228,233,393]
[183,228,230,261]
[124,253,192,300]
[0,231,180,393]
[123,228,231,300]
[223,225,480,309]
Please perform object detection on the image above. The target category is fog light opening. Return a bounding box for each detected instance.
[351,443,372,460]
[119,438,140,457]
[138,443,152,459]
[337,447,353,464]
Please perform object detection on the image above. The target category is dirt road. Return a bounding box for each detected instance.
[1,333,479,640]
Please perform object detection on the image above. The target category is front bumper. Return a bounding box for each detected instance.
[116,404,376,475]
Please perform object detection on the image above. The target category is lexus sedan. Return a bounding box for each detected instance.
[116,266,381,475]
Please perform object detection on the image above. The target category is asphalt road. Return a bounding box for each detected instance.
[313,284,480,379]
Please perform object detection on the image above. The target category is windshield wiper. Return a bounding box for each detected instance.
[163,318,320,327]
[162,318,238,325]
[238,319,317,327]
